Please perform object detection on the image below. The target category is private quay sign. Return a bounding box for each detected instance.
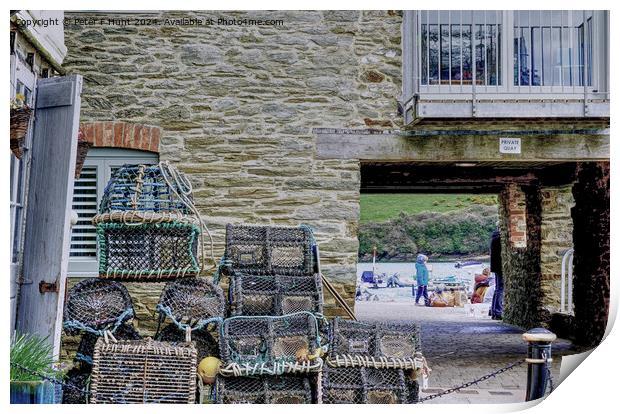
[499,138,521,154]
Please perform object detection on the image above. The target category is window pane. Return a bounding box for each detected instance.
[12,206,22,263]
[422,24,428,85]
[10,155,15,199]
[543,27,553,85]
[429,24,439,84]
[440,24,450,82]
[531,27,542,86]
[462,24,472,81]
[552,27,561,85]
[587,17,592,86]
[562,26,572,86]
[475,24,485,84]
[420,11,500,86]
[451,24,461,81]
[514,10,594,87]
[487,24,500,85]
[513,28,519,85]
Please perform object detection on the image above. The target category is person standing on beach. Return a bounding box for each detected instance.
[415,254,429,306]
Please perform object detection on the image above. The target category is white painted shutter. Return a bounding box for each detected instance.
[68,148,159,276]
[70,165,99,258]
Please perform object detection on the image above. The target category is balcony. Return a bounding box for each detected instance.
[402,11,610,123]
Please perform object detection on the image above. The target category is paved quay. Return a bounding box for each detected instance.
[355,298,579,404]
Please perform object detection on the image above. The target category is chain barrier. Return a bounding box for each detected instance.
[10,361,91,398]
[418,359,526,403]
[542,350,554,394]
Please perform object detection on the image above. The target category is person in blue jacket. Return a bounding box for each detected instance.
[415,254,430,306]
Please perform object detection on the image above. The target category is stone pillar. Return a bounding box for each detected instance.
[499,184,543,329]
[539,186,575,318]
[571,162,610,347]
[505,184,528,249]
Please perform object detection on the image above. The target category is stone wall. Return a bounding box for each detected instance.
[60,10,405,362]
[499,184,544,329]
[571,162,610,347]
[61,10,403,339]
[539,186,575,317]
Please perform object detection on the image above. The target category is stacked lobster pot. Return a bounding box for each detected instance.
[62,279,141,403]
[63,163,225,404]
[322,318,427,404]
[215,224,326,404]
[93,163,202,281]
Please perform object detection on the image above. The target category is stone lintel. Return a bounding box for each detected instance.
[315,130,609,162]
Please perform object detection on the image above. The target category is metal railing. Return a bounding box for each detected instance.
[560,248,574,314]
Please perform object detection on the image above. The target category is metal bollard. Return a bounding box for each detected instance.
[523,328,556,401]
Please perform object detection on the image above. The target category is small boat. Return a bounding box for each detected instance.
[455,260,483,268]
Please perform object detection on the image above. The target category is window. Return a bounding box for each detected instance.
[513,11,594,87]
[402,10,608,121]
[421,11,502,86]
[68,148,158,276]
[10,58,36,268]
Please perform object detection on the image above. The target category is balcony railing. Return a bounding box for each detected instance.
[402,10,610,121]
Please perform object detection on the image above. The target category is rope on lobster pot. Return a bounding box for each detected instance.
[159,160,216,272]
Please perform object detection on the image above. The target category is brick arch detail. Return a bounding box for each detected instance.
[80,121,161,153]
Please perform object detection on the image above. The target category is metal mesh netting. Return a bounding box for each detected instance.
[90,338,197,404]
[329,318,421,361]
[62,366,91,404]
[63,279,135,336]
[321,366,419,404]
[215,375,314,404]
[155,325,220,361]
[97,222,200,280]
[229,273,323,316]
[98,164,192,214]
[223,224,314,276]
[157,278,225,331]
[76,323,142,365]
[220,313,320,367]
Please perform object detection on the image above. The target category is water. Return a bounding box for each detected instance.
[357,261,489,285]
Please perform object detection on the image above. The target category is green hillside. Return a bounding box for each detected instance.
[359,194,499,260]
[360,193,498,223]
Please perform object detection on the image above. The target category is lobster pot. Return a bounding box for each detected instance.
[76,324,141,366]
[216,375,314,404]
[155,325,220,361]
[220,313,319,368]
[229,273,323,316]
[329,319,421,361]
[157,278,225,323]
[62,367,91,404]
[90,339,197,404]
[322,366,418,404]
[63,279,135,336]
[224,224,314,276]
[96,222,200,280]
[98,164,193,214]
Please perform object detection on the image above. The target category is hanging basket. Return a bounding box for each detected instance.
[74,130,92,178]
[10,107,32,159]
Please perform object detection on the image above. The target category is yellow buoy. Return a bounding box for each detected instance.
[197,357,221,385]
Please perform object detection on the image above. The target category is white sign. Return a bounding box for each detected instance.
[499,137,521,154]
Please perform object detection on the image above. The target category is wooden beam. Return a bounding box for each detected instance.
[360,163,578,193]
[16,75,82,357]
[316,130,609,162]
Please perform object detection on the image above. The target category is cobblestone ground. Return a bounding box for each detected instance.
[355,297,578,404]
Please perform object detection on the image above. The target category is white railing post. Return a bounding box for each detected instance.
[568,250,574,314]
[560,248,574,314]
